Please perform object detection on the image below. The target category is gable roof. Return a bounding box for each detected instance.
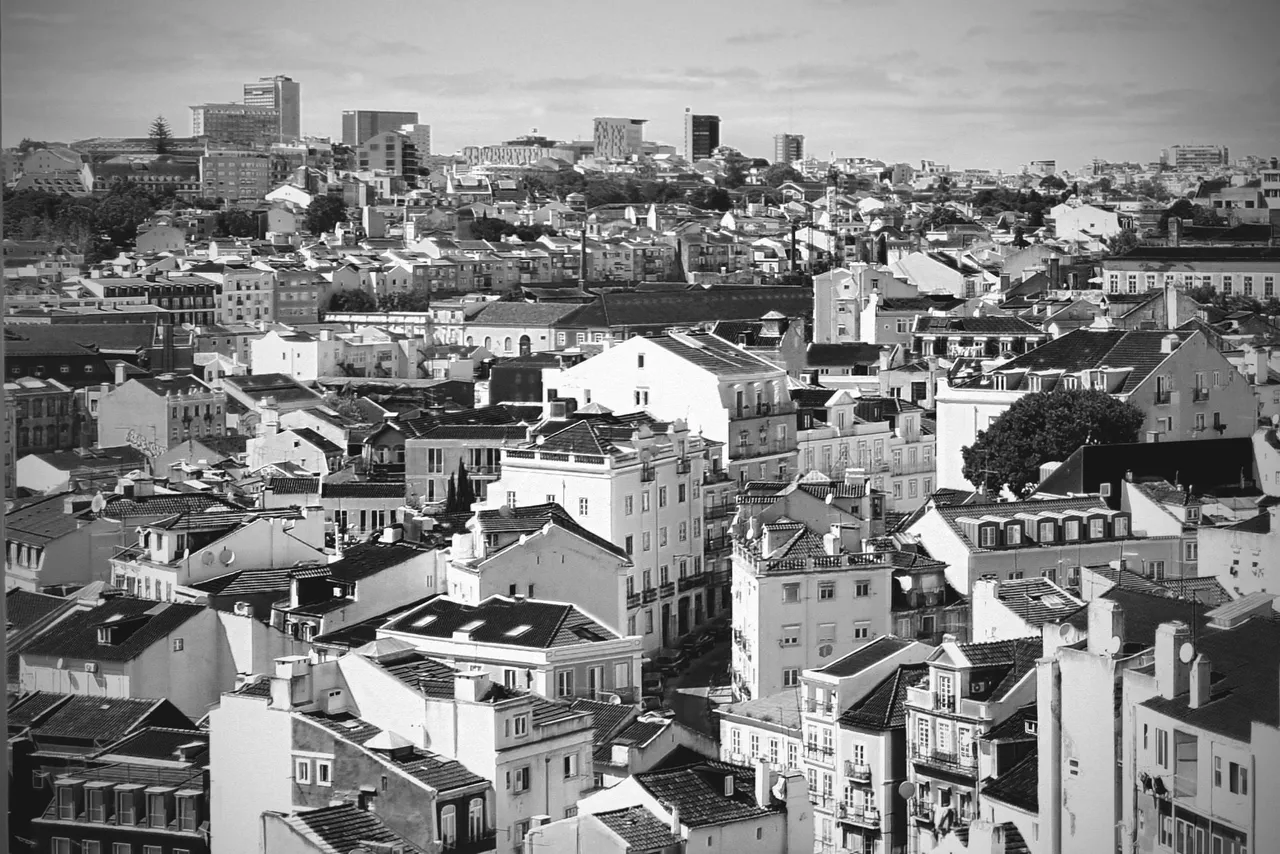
[383,594,619,649]
[556,287,813,331]
[981,747,1039,814]
[472,501,630,561]
[815,636,918,678]
[991,578,1084,626]
[648,331,780,376]
[20,598,205,662]
[15,693,190,742]
[633,759,782,827]
[839,663,929,730]
[595,805,683,851]
[6,588,74,632]
[292,803,424,854]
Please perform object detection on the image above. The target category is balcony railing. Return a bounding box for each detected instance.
[676,458,692,474]
[626,592,641,609]
[910,742,977,774]
[1193,387,1210,402]
[908,798,934,822]
[659,581,675,598]
[710,569,731,586]
[677,574,706,592]
[805,744,835,763]
[730,440,793,462]
[640,466,656,482]
[845,762,871,784]
[642,588,658,604]
[1155,390,1172,404]
[704,533,733,552]
[704,503,736,521]
[836,802,881,829]
[805,699,836,716]
[808,792,836,809]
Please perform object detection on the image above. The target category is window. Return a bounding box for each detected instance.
[1089,518,1105,539]
[1214,755,1222,788]
[506,491,516,507]
[468,798,484,839]
[58,785,76,819]
[678,483,687,503]
[679,521,687,542]
[514,714,529,737]
[1185,541,1198,561]
[578,497,588,516]
[1155,728,1169,768]
[625,535,634,555]
[659,526,668,547]
[769,738,780,764]
[564,753,579,778]
[638,353,645,369]
[642,532,651,552]
[317,760,332,786]
[782,583,800,603]
[52,840,72,854]
[782,624,800,646]
[855,581,870,597]
[144,847,162,854]
[730,727,742,753]
[853,623,870,640]
[1228,761,1248,795]
[642,491,651,511]
[557,669,575,697]
[818,582,835,600]
[1006,524,1023,545]
[645,609,654,633]
[117,791,137,826]
[979,527,997,547]
[658,486,667,507]
[441,805,457,848]
[1149,560,1166,580]
[917,717,931,753]
[782,668,799,687]
[624,495,634,515]
[88,787,107,822]
[750,732,760,757]
[788,741,799,767]
[114,845,132,854]
[513,765,530,793]
[84,843,102,854]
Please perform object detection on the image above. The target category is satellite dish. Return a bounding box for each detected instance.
[1058,624,1073,640]
[202,552,215,566]
[220,548,236,566]
[825,493,834,505]
[898,781,917,800]
[90,493,106,514]
[1105,635,1122,654]
[1178,642,1195,664]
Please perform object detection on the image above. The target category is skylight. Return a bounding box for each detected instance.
[411,614,437,628]
[505,625,532,637]
[460,619,486,632]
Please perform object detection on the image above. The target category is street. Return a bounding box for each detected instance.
[664,640,732,738]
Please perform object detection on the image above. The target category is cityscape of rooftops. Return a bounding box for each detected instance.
[3,1,1280,853]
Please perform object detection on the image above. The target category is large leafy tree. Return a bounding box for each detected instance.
[328,290,377,312]
[149,115,173,154]
[305,195,348,235]
[961,388,1145,497]
[762,163,803,188]
[214,208,258,238]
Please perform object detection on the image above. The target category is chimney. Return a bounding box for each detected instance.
[1154,621,1192,700]
[755,758,773,807]
[1161,333,1180,354]
[114,362,127,386]
[1164,280,1181,328]
[999,272,1010,291]
[453,669,492,703]
[1188,654,1211,709]
[1049,257,1061,288]
[669,804,681,835]
[1169,216,1182,247]
[1086,597,1126,656]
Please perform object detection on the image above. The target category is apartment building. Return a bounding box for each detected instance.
[684,112,721,162]
[551,331,799,486]
[775,134,805,164]
[813,265,919,345]
[357,129,419,175]
[242,74,300,141]
[199,145,273,202]
[378,594,643,704]
[96,373,227,454]
[719,689,805,777]
[489,413,713,651]
[792,387,937,512]
[1101,247,1280,298]
[445,502,633,636]
[799,639,935,854]
[210,650,592,854]
[342,109,420,146]
[5,376,79,464]
[593,117,646,160]
[903,638,1038,853]
[934,329,1255,489]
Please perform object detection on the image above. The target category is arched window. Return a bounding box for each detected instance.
[468,798,484,840]
[504,337,513,353]
[440,805,456,847]
[518,335,531,356]
[484,337,492,350]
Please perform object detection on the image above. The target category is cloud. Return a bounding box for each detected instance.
[985,59,1065,74]
[5,11,76,25]
[724,30,802,46]
[514,67,761,95]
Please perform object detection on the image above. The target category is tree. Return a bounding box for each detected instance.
[689,186,733,212]
[455,460,476,511]
[1107,227,1140,255]
[1038,174,1067,191]
[214,208,258,238]
[149,115,174,154]
[16,138,51,154]
[961,389,1146,497]
[468,214,512,242]
[379,290,432,312]
[305,195,348,235]
[1158,199,1225,232]
[763,163,804,188]
[445,475,458,511]
[328,290,377,312]
[918,206,969,234]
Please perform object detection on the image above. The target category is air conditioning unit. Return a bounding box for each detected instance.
[84,662,99,673]
[233,601,252,616]
[1099,483,1112,497]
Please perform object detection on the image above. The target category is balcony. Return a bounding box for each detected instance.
[704,503,736,521]
[453,830,499,853]
[845,762,871,784]
[640,465,657,482]
[659,581,675,598]
[677,574,706,592]
[676,458,692,474]
[704,533,733,552]
[808,793,836,810]
[710,569,731,586]
[730,440,793,462]
[910,743,977,775]
[908,798,933,822]
[735,540,897,576]
[805,699,836,716]
[1155,390,1172,404]
[1193,387,1210,402]
[836,802,881,829]
[805,744,835,764]
[642,588,658,604]
[626,592,641,609]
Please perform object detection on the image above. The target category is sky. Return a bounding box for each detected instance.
[3,0,1278,172]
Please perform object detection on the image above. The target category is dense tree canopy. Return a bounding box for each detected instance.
[1158,199,1226,231]
[328,290,377,312]
[305,195,348,235]
[379,291,432,312]
[961,389,1146,497]
[213,208,258,238]
[465,215,557,242]
[3,180,184,263]
[762,163,804,188]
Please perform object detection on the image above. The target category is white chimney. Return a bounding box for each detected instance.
[1189,654,1211,709]
[114,362,127,386]
[755,758,773,807]
[1161,333,1180,354]
[1154,621,1192,700]
[669,804,681,835]
[1086,598,1126,657]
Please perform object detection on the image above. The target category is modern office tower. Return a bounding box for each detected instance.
[1168,143,1230,171]
[342,110,420,146]
[773,133,804,164]
[399,123,432,157]
[190,104,281,148]
[683,110,721,161]
[592,117,647,160]
[242,75,300,141]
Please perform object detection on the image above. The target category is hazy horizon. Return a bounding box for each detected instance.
[3,0,1278,171]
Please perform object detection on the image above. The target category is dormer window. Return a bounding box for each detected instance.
[1186,507,1200,522]
[1005,524,1023,546]
[1113,516,1129,537]
[97,627,114,646]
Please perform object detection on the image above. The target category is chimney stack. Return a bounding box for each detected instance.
[1155,621,1192,700]
[1189,654,1211,709]
[1049,257,1061,289]
[669,804,681,836]
[114,361,127,386]
[1086,597,1126,656]
[755,758,773,807]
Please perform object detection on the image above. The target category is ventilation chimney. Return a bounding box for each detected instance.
[669,804,681,835]
[1154,621,1192,700]
[1188,654,1211,709]
[1161,333,1180,354]
[755,758,773,807]
[1169,216,1181,248]
[115,362,127,386]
